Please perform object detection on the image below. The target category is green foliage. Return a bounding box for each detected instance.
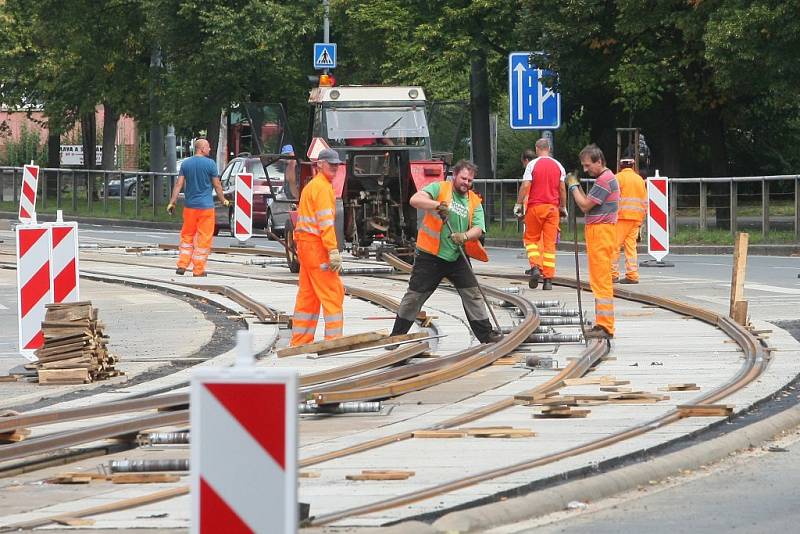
[2,123,47,166]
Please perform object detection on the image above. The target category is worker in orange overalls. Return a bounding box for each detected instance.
[612,158,647,284]
[513,139,567,290]
[167,138,229,277]
[290,148,344,346]
[566,144,619,339]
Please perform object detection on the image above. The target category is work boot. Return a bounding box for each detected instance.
[483,330,504,344]
[175,268,186,275]
[528,266,541,289]
[619,278,639,285]
[583,325,613,340]
[612,276,620,283]
[542,279,553,291]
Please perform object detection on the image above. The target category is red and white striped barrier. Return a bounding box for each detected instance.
[233,172,253,242]
[646,170,670,262]
[49,218,80,304]
[16,222,51,359]
[18,164,39,223]
[192,332,297,533]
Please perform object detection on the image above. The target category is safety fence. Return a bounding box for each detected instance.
[474,174,800,240]
[0,166,179,220]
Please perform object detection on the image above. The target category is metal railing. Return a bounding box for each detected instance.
[474,174,800,240]
[0,166,179,219]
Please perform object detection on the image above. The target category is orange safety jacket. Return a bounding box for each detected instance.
[294,172,338,251]
[616,168,647,223]
[417,181,489,262]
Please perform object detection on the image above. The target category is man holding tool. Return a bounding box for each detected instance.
[387,160,503,344]
[513,138,567,290]
[566,144,619,339]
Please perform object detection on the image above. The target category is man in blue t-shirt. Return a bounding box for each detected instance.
[167,138,229,276]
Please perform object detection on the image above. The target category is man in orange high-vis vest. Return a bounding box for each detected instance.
[513,139,567,290]
[612,158,647,284]
[387,160,503,346]
[167,138,229,277]
[290,148,345,347]
[566,144,619,340]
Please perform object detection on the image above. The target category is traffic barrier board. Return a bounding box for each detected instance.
[233,173,253,242]
[49,219,80,304]
[191,347,297,533]
[16,223,51,359]
[647,170,670,262]
[18,164,39,223]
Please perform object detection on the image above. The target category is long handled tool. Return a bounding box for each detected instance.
[444,219,502,332]
[569,194,589,343]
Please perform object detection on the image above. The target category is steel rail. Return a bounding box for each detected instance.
[0,411,189,463]
[0,393,188,434]
[305,272,769,526]
[157,242,285,257]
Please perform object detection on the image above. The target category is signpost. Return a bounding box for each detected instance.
[508,52,561,130]
[313,43,336,70]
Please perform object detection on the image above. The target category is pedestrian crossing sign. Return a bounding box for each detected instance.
[313,43,336,70]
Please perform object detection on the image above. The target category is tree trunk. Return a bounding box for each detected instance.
[46,132,60,198]
[656,93,681,178]
[707,108,728,177]
[101,102,118,170]
[80,111,98,201]
[470,51,493,223]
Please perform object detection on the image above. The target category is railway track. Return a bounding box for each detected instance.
[0,243,774,530]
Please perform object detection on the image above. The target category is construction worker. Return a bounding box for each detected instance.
[387,160,503,345]
[290,148,344,347]
[513,139,567,290]
[566,144,619,339]
[167,138,229,277]
[612,158,647,284]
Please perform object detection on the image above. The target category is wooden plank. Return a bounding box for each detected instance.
[534,408,590,419]
[467,428,536,438]
[599,386,634,393]
[299,471,321,478]
[732,300,748,326]
[38,368,90,384]
[47,475,94,484]
[346,470,415,481]
[111,473,181,484]
[413,430,466,439]
[276,330,389,357]
[729,232,749,318]
[678,404,734,417]
[51,517,95,527]
[659,383,701,391]
[0,428,31,443]
[316,331,429,356]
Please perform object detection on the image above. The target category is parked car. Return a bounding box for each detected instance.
[213,156,291,237]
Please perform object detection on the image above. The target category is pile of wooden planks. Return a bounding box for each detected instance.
[29,302,122,385]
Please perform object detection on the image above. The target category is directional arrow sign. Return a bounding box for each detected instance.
[313,43,336,70]
[508,52,560,130]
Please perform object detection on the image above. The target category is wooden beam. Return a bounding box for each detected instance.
[315,331,429,356]
[678,404,734,417]
[346,470,415,481]
[732,300,748,326]
[729,232,749,319]
[276,330,389,358]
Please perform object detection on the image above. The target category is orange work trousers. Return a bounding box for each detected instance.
[290,236,345,347]
[523,204,560,279]
[177,207,215,276]
[586,223,615,336]
[612,219,641,282]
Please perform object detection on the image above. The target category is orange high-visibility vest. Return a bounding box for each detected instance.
[616,168,647,223]
[417,181,489,262]
[295,173,338,251]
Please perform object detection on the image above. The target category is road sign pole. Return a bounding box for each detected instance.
[323,0,330,75]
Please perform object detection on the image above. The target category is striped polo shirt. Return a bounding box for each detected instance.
[585,168,619,224]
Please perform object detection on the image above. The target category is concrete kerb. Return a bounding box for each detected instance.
[409,404,800,533]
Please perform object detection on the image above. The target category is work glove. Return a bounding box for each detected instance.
[328,249,342,273]
[565,173,580,192]
[166,203,176,215]
[450,232,468,246]
[435,201,450,221]
[513,203,525,218]
[559,206,568,218]
[222,198,231,208]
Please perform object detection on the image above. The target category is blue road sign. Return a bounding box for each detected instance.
[508,52,560,130]
[313,43,337,70]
